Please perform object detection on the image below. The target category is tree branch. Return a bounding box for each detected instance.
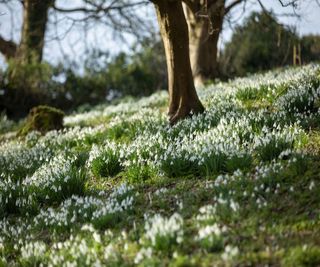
[257,0,300,19]
[0,35,17,59]
[225,0,244,15]
[52,1,149,14]
[277,0,298,7]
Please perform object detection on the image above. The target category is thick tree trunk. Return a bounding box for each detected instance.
[183,0,225,87]
[153,0,204,125]
[16,0,53,63]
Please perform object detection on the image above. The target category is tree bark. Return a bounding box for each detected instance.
[152,0,204,125]
[183,0,225,87]
[0,36,17,60]
[16,0,53,63]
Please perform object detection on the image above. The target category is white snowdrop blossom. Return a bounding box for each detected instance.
[20,241,47,261]
[144,213,184,248]
[221,245,239,261]
[134,247,153,264]
[197,224,227,241]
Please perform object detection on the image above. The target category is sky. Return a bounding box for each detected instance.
[0,0,319,69]
[222,0,320,42]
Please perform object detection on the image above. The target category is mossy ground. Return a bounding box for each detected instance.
[18,105,64,136]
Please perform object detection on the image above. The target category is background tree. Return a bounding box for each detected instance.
[220,11,299,77]
[0,0,152,117]
[105,36,167,96]
[181,0,311,86]
[182,0,245,86]
[300,35,320,64]
[151,0,205,124]
[148,0,304,123]
[0,0,149,64]
[0,0,53,63]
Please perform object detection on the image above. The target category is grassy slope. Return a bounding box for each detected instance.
[0,64,320,266]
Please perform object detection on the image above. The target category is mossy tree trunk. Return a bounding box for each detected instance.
[152,0,205,125]
[0,0,53,63]
[16,0,53,63]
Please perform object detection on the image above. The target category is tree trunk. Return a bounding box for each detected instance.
[153,0,205,125]
[16,0,53,63]
[183,0,225,87]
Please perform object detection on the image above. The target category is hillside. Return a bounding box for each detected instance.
[1,64,320,266]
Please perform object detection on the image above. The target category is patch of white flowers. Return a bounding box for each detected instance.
[64,91,168,126]
[196,205,217,222]
[34,183,134,229]
[20,241,46,261]
[87,141,122,168]
[0,64,319,265]
[143,213,184,249]
[48,234,102,267]
[197,224,227,242]
[134,247,153,264]
[221,245,240,261]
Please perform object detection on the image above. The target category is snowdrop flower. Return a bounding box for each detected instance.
[93,232,101,243]
[144,213,184,247]
[197,224,227,241]
[104,244,116,261]
[21,241,46,260]
[134,247,153,264]
[221,245,239,261]
[308,181,315,190]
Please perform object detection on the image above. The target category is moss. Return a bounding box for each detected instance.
[283,246,320,267]
[304,132,320,155]
[18,105,64,136]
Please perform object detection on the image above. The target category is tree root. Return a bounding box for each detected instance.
[169,103,205,126]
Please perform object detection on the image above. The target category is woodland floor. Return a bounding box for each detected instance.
[1,64,320,266]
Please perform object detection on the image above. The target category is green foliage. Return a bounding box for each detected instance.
[221,11,298,77]
[91,150,122,178]
[283,246,320,267]
[225,154,252,172]
[0,181,38,216]
[0,114,19,134]
[1,37,166,119]
[161,155,195,178]
[256,137,293,162]
[91,211,123,230]
[103,37,167,97]
[126,165,156,183]
[6,59,54,94]
[106,121,139,142]
[236,85,270,102]
[199,153,227,177]
[301,35,320,64]
[32,164,87,205]
[199,236,224,252]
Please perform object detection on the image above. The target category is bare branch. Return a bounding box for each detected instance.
[257,0,301,19]
[52,1,149,14]
[277,0,299,8]
[225,0,244,15]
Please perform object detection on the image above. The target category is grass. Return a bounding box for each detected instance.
[0,64,320,266]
